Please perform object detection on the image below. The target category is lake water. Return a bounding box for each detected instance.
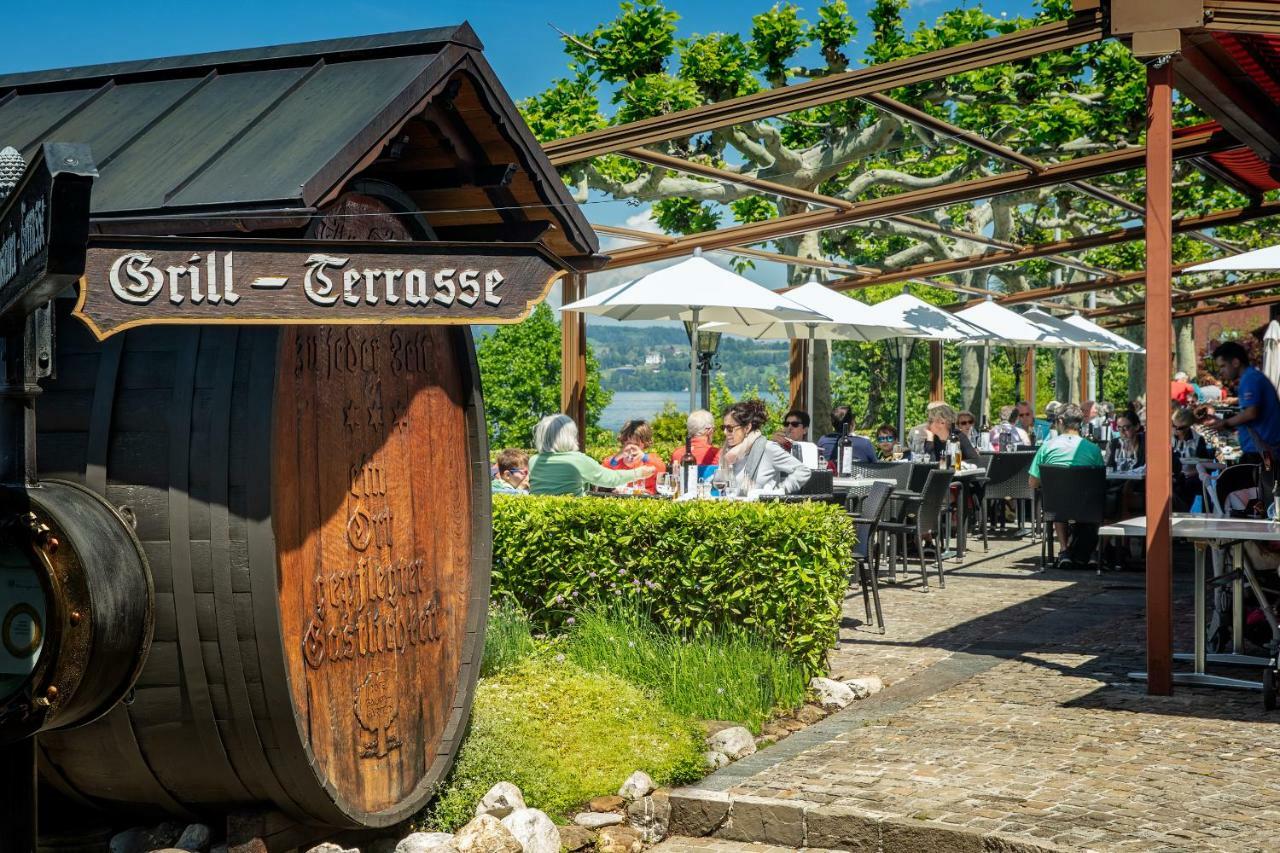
[598,390,686,430]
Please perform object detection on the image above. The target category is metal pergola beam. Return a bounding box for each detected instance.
[601,126,1238,270]
[1091,273,1280,319]
[1107,289,1280,327]
[1204,0,1280,34]
[1175,32,1280,162]
[542,13,1105,166]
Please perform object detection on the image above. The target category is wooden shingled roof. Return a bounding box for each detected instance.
[0,25,601,267]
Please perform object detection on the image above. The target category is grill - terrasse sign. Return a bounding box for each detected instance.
[77,236,569,339]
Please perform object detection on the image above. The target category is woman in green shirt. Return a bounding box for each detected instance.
[528,414,656,496]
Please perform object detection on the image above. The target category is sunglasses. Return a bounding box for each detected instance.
[722,422,743,431]
[783,420,804,427]
[876,434,895,441]
[957,419,974,426]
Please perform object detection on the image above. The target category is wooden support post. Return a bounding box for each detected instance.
[1079,349,1092,403]
[929,341,945,402]
[560,274,588,441]
[789,339,808,414]
[1144,60,1175,696]
[1023,349,1036,405]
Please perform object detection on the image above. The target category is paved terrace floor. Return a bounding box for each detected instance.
[656,534,1280,853]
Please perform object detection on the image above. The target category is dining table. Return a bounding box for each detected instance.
[1098,513,1280,698]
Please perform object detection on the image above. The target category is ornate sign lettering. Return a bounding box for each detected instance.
[77,236,570,339]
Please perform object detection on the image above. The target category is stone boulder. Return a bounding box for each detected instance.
[454,815,521,853]
[573,812,623,829]
[175,824,212,853]
[499,809,558,853]
[557,825,595,852]
[809,676,856,710]
[843,675,884,699]
[303,845,357,853]
[395,832,458,853]
[617,771,654,801]
[474,782,526,820]
[595,826,642,853]
[626,792,670,844]
[703,751,730,770]
[704,726,755,760]
[588,795,625,812]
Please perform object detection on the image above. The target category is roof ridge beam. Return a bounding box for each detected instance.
[543,13,1104,166]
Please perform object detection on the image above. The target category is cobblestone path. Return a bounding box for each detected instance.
[656,536,1280,852]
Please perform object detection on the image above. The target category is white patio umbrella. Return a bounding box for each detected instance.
[867,292,994,436]
[957,300,1081,411]
[1185,243,1280,272]
[1063,313,1146,355]
[560,250,827,412]
[1264,320,1280,392]
[703,280,912,424]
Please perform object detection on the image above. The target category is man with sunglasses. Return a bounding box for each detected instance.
[772,409,810,450]
[1013,401,1038,448]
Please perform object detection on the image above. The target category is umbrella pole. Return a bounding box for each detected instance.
[896,342,907,440]
[806,325,816,431]
[690,307,700,416]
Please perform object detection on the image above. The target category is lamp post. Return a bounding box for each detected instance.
[885,336,916,439]
[683,321,722,412]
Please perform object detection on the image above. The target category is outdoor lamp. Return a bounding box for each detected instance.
[683,322,722,410]
[886,335,916,364]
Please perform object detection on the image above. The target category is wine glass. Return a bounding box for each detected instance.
[710,467,730,497]
[656,473,675,498]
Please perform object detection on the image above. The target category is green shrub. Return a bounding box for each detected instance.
[564,605,808,733]
[492,495,853,673]
[425,659,704,830]
[482,599,537,677]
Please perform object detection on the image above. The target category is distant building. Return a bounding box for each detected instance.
[644,351,665,367]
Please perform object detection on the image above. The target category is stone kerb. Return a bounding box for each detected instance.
[667,788,1069,853]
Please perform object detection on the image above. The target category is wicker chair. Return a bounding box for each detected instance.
[847,481,895,633]
[880,469,954,590]
[981,451,1037,537]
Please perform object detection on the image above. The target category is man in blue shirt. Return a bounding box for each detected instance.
[1206,341,1280,469]
[817,405,877,466]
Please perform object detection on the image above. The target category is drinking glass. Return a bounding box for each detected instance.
[710,468,730,497]
[656,473,675,498]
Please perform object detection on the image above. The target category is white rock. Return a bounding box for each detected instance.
[175,824,211,853]
[703,750,730,770]
[305,845,357,853]
[395,832,457,853]
[474,781,526,820]
[617,770,655,801]
[704,725,756,760]
[454,815,521,853]
[843,675,884,700]
[500,809,559,853]
[572,812,624,829]
[809,676,856,710]
[626,794,671,844]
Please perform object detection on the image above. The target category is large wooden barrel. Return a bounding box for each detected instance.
[32,302,491,828]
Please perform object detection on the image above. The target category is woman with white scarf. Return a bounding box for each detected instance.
[720,400,812,495]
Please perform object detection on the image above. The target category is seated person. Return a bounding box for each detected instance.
[491,448,529,494]
[956,411,980,445]
[817,404,876,469]
[1028,403,1106,569]
[602,419,667,494]
[671,409,720,466]
[529,414,654,496]
[1013,400,1038,448]
[1171,407,1211,512]
[874,424,898,459]
[771,409,810,451]
[721,400,811,494]
[920,404,979,463]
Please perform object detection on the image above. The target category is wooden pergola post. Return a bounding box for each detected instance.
[560,273,588,441]
[1144,59,1175,696]
[929,341,945,402]
[789,339,808,414]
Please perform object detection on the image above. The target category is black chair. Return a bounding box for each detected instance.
[1213,463,1261,515]
[1037,464,1107,571]
[982,452,1037,536]
[797,468,834,496]
[881,469,953,590]
[847,481,895,634]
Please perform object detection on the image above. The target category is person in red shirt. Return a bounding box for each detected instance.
[670,409,721,467]
[602,419,667,493]
[1170,371,1196,406]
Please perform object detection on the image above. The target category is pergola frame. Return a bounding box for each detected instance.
[546,0,1280,696]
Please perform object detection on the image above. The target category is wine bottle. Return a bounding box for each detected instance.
[681,435,697,495]
[837,422,854,475]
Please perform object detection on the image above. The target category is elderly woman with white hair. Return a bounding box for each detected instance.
[528,414,655,496]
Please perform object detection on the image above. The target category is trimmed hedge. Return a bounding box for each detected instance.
[491,495,854,672]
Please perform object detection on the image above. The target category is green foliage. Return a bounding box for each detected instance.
[491,494,853,673]
[679,32,760,101]
[475,304,612,448]
[567,0,681,82]
[424,658,704,830]
[482,599,537,678]
[654,196,721,234]
[750,3,809,83]
[564,604,808,733]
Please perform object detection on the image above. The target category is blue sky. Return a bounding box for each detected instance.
[5,0,1040,308]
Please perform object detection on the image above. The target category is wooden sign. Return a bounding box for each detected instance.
[77,236,568,339]
[0,142,96,329]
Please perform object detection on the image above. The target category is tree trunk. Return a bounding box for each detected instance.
[958,346,982,418]
[1126,325,1146,405]
[1175,318,1197,378]
[1054,349,1083,404]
